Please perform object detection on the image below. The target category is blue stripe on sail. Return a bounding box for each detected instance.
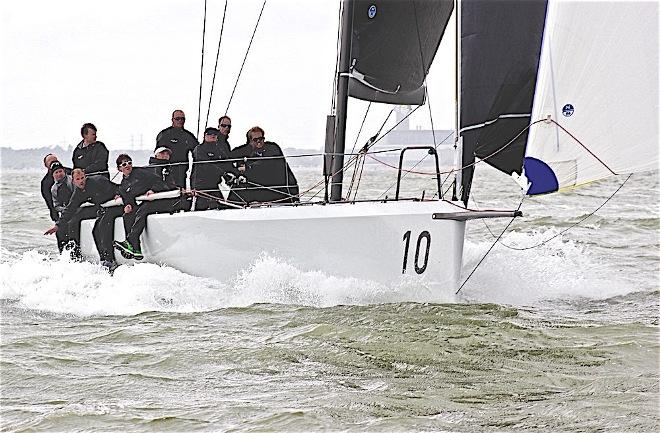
[524,157,559,195]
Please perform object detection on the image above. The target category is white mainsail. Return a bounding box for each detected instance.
[525,0,659,193]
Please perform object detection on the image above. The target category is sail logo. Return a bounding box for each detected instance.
[368,5,377,19]
[562,104,574,117]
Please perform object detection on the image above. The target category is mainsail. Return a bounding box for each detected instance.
[459,0,548,204]
[347,0,453,105]
[523,0,659,195]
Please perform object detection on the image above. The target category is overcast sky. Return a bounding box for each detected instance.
[1,0,455,151]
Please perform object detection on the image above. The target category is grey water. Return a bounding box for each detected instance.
[1,166,658,432]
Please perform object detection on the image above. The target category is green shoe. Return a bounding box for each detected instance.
[132,247,144,261]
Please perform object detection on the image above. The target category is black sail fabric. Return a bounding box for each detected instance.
[460,0,547,204]
[348,0,453,105]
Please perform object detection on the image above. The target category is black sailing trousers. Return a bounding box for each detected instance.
[92,206,122,262]
[122,199,178,251]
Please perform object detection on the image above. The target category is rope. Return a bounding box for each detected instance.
[478,173,633,251]
[455,198,524,295]
[205,0,229,128]
[196,0,208,139]
[225,0,267,114]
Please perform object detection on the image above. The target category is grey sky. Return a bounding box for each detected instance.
[1,0,455,151]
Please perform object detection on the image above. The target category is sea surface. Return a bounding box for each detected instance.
[1,165,658,432]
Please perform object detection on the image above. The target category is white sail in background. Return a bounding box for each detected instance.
[525,0,659,193]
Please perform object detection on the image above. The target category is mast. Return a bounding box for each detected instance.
[330,0,353,202]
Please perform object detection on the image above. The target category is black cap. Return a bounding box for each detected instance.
[204,127,220,136]
[50,161,64,172]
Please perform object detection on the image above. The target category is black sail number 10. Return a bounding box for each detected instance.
[402,230,431,274]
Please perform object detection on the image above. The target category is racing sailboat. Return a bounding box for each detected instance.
[79,0,658,301]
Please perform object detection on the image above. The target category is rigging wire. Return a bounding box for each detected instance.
[347,108,393,199]
[331,1,343,113]
[225,0,267,115]
[204,0,229,127]
[476,173,633,251]
[455,198,524,295]
[196,0,209,139]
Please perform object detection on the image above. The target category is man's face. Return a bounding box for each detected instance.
[83,128,97,143]
[155,151,171,161]
[44,155,58,169]
[172,111,186,128]
[250,132,265,150]
[52,168,65,182]
[218,118,232,137]
[205,133,218,143]
[118,159,133,176]
[73,171,87,189]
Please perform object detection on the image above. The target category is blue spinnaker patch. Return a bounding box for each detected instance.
[524,157,559,195]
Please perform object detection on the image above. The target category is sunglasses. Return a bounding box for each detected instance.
[251,136,265,143]
[173,116,185,121]
[119,160,133,168]
[219,124,232,129]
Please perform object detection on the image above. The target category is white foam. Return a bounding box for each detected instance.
[460,227,637,305]
[0,249,448,316]
[0,229,639,316]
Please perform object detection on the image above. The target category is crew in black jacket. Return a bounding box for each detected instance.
[44,169,121,268]
[191,127,235,210]
[41,154,73,251]
[72,123,110,178]
[114,154,173,260]
[155,109,197,211]
[149,146,181,213]
[230,126,299,204]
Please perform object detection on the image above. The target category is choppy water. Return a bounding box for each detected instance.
[1,166,658,432]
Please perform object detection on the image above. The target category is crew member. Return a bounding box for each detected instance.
[155,109,197,210]
[49,161,79,256]
[72,123,110,178]
[44,169,122,271]
[114,154,174,260]
[217,115,232,150]
[230,126,299,204]
[149,147,181,212]
[41,154,72,251]
[191,127,235,210]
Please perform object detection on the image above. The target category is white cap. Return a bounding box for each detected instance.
[154,146,172,156]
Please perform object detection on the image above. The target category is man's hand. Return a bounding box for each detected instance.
[44,226,58,235]
[145,190,154,196]
[124,204,133,214]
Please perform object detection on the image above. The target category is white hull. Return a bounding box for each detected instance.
[80,200,472,299]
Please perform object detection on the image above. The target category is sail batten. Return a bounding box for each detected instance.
[347,0,454,105]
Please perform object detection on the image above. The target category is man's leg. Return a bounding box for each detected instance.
[126,202,158,251]
[93,206,122,262]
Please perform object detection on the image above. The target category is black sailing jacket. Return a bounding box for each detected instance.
[229,141,299,203]
[56,175,119,228]
[155,126,198,188]
[72,141,110,177]
[119,167,172,208]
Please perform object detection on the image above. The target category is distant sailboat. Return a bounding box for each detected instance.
[78,0,658,300]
